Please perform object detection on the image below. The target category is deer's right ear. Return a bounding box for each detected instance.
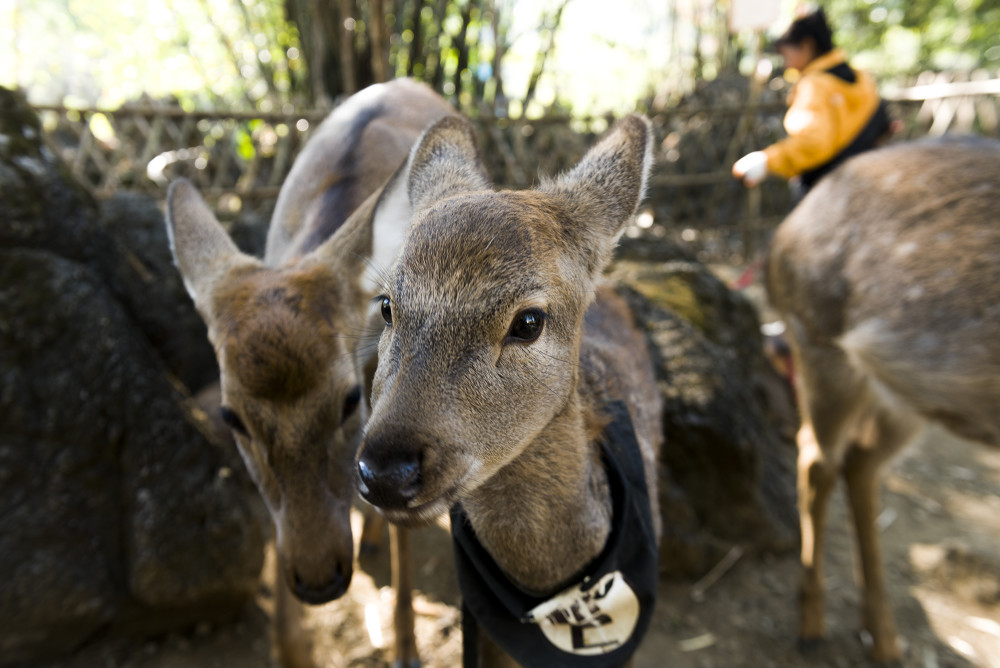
[406,116,490,213]
[541,114,653,278]
[166,179,244,311]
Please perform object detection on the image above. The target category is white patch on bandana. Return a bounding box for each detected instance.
[523,571,640,656]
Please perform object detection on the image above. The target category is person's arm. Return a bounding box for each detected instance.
[763,76,842,178]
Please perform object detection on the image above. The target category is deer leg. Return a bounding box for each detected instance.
[390,524,419,668]
[274,556,317,668]
[479,632,521,668]
[843,446,900,663]
[790,338,860,650]
[842,411,918,664]
[796,418,839,648]
[360,506,388,556]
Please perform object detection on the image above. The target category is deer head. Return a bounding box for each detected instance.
[166,177,404,603]
[355,114,652,528]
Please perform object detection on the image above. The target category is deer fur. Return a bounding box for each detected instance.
[166,79,455,666]
[355,114,662,664]
[767,136,1000,663]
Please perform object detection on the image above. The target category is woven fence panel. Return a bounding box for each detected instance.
[32,71,1000,261]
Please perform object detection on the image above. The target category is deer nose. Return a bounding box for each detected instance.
[357,449,422,510]
[292,562,350,605]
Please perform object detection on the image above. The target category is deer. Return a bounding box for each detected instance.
[165,78,457,667]
[767,135,1000,663]
[352,114,663,666]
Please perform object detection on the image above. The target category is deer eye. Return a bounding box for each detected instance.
[380,296,392,325]
[506,308,545,343]
[219,406,249,436]
[342,384,362,419]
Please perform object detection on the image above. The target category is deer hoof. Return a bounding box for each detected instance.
[860,629,905,666]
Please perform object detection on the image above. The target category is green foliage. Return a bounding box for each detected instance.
[236,125,257,161]
[5,0,307,110]
[5,0,999,115]
[823,0,1000,75]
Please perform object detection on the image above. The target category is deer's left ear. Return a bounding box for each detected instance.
[543,114,653,274]
[166,178,256,313]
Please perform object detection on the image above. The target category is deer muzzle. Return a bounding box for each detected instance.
[356,443,423,510]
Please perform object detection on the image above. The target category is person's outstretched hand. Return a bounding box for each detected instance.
[733,151,768,187]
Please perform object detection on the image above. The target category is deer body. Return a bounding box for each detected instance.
[767,136,1000,662]
[265,79,451,265]
[355,115,662,665]
[166,79,455,664]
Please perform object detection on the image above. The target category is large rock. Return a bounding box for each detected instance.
[0,86,264,664]
[612,239,799,576]
[1,94,218,395]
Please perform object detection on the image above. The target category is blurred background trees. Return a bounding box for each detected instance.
[5,0,1000,117]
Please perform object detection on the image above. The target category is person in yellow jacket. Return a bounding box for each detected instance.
[733,8,891,193]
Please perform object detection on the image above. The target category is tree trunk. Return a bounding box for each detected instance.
[490,1,506,111]
[369,0,389,83]
[406,0,423,77]
[452,1,474,98]
[522,0,568,112]
[286,0,341,105]
[428,0,449,92]
[338,0,358,94]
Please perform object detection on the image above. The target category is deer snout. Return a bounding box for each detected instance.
[275,497,355,605]
[291,561,351,604]
[356,444,422,510]
[278,545,354,605]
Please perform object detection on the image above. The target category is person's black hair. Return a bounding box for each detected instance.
[775,8,834,55]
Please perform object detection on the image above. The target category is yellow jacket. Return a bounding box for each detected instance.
[764,49,881,179]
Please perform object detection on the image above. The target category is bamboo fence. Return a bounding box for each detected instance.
[31,71,1000,261]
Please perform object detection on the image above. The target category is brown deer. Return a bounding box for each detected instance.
[166,79,455,666]
[767,136,1000,663]
[354,114,663,665]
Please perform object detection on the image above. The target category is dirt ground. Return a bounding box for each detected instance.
[53,426,1000,668]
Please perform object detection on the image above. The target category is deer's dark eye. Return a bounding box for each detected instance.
[380,296,392,325]
[506,308,545,343]
[342,384,362,419]
[219,406,249,436]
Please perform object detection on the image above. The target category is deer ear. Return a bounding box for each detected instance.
[406,116,490,213]
[166,179,250,313]
[543,114,653,273]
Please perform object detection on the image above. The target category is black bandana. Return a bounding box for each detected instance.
[450,401,658,668]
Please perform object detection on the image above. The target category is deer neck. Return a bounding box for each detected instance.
[460,392,612,595]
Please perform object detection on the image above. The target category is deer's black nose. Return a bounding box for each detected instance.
[292,562,351,605]
[357,447,422,509]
